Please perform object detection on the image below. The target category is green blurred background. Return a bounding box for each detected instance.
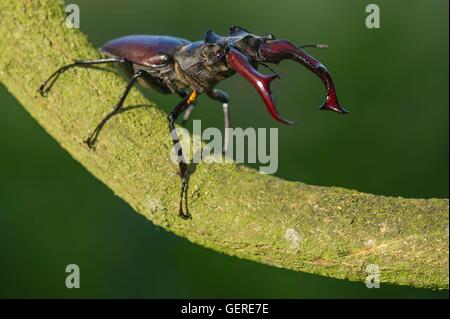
[0,0,448,298]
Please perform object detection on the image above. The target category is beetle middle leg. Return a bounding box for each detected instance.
[39,58,125,96]
[168,90,198,219]
[207,89,231,155]
[85,70,144,148]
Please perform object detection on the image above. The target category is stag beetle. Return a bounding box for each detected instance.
[39,26,347,218]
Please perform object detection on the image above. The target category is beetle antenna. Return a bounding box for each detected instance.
[259,62,281,79]
[298,44,329,49]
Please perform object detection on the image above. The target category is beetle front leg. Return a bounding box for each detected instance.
[168,90,198,218]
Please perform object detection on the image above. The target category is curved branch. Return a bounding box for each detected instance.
[0,0,448,289]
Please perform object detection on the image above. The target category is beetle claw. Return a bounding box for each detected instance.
[319,98,349,114]
[226,47,294,125]
[84,137,96,150]
[259,39,347,115]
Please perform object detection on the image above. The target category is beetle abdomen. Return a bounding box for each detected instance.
[101,35,190,67]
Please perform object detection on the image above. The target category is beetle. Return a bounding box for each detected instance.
[39,26,347,218]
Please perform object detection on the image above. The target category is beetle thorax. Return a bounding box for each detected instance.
[174,42,234,93]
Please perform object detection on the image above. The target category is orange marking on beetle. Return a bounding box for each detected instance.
[187,90,198,104]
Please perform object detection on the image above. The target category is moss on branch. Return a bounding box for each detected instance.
[0,0,448,289]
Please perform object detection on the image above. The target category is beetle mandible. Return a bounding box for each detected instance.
[39,26,348,218]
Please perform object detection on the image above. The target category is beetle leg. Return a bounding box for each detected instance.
[181,104,196,125]
[177,91,197,125]
[85,70,143,148]
[39,58,125,96]
[207,89,231,155]
[168,90,198,219]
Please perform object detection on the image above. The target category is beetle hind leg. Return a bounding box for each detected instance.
[39,58,125,96]
[85,70,143,148]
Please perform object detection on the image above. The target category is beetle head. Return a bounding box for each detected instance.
[204,27,273,61]
[177,26,347,123]
[201,31,229,69]
[201,26,347,124]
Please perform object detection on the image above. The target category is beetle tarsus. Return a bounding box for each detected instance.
[168,91,197,218]
[84,138,95,149]
[178,165,191,219]
[39,63,75,96]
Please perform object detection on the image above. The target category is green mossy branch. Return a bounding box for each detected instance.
[1,0,448,289]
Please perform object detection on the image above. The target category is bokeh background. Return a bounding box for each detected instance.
[0,0,448,298]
